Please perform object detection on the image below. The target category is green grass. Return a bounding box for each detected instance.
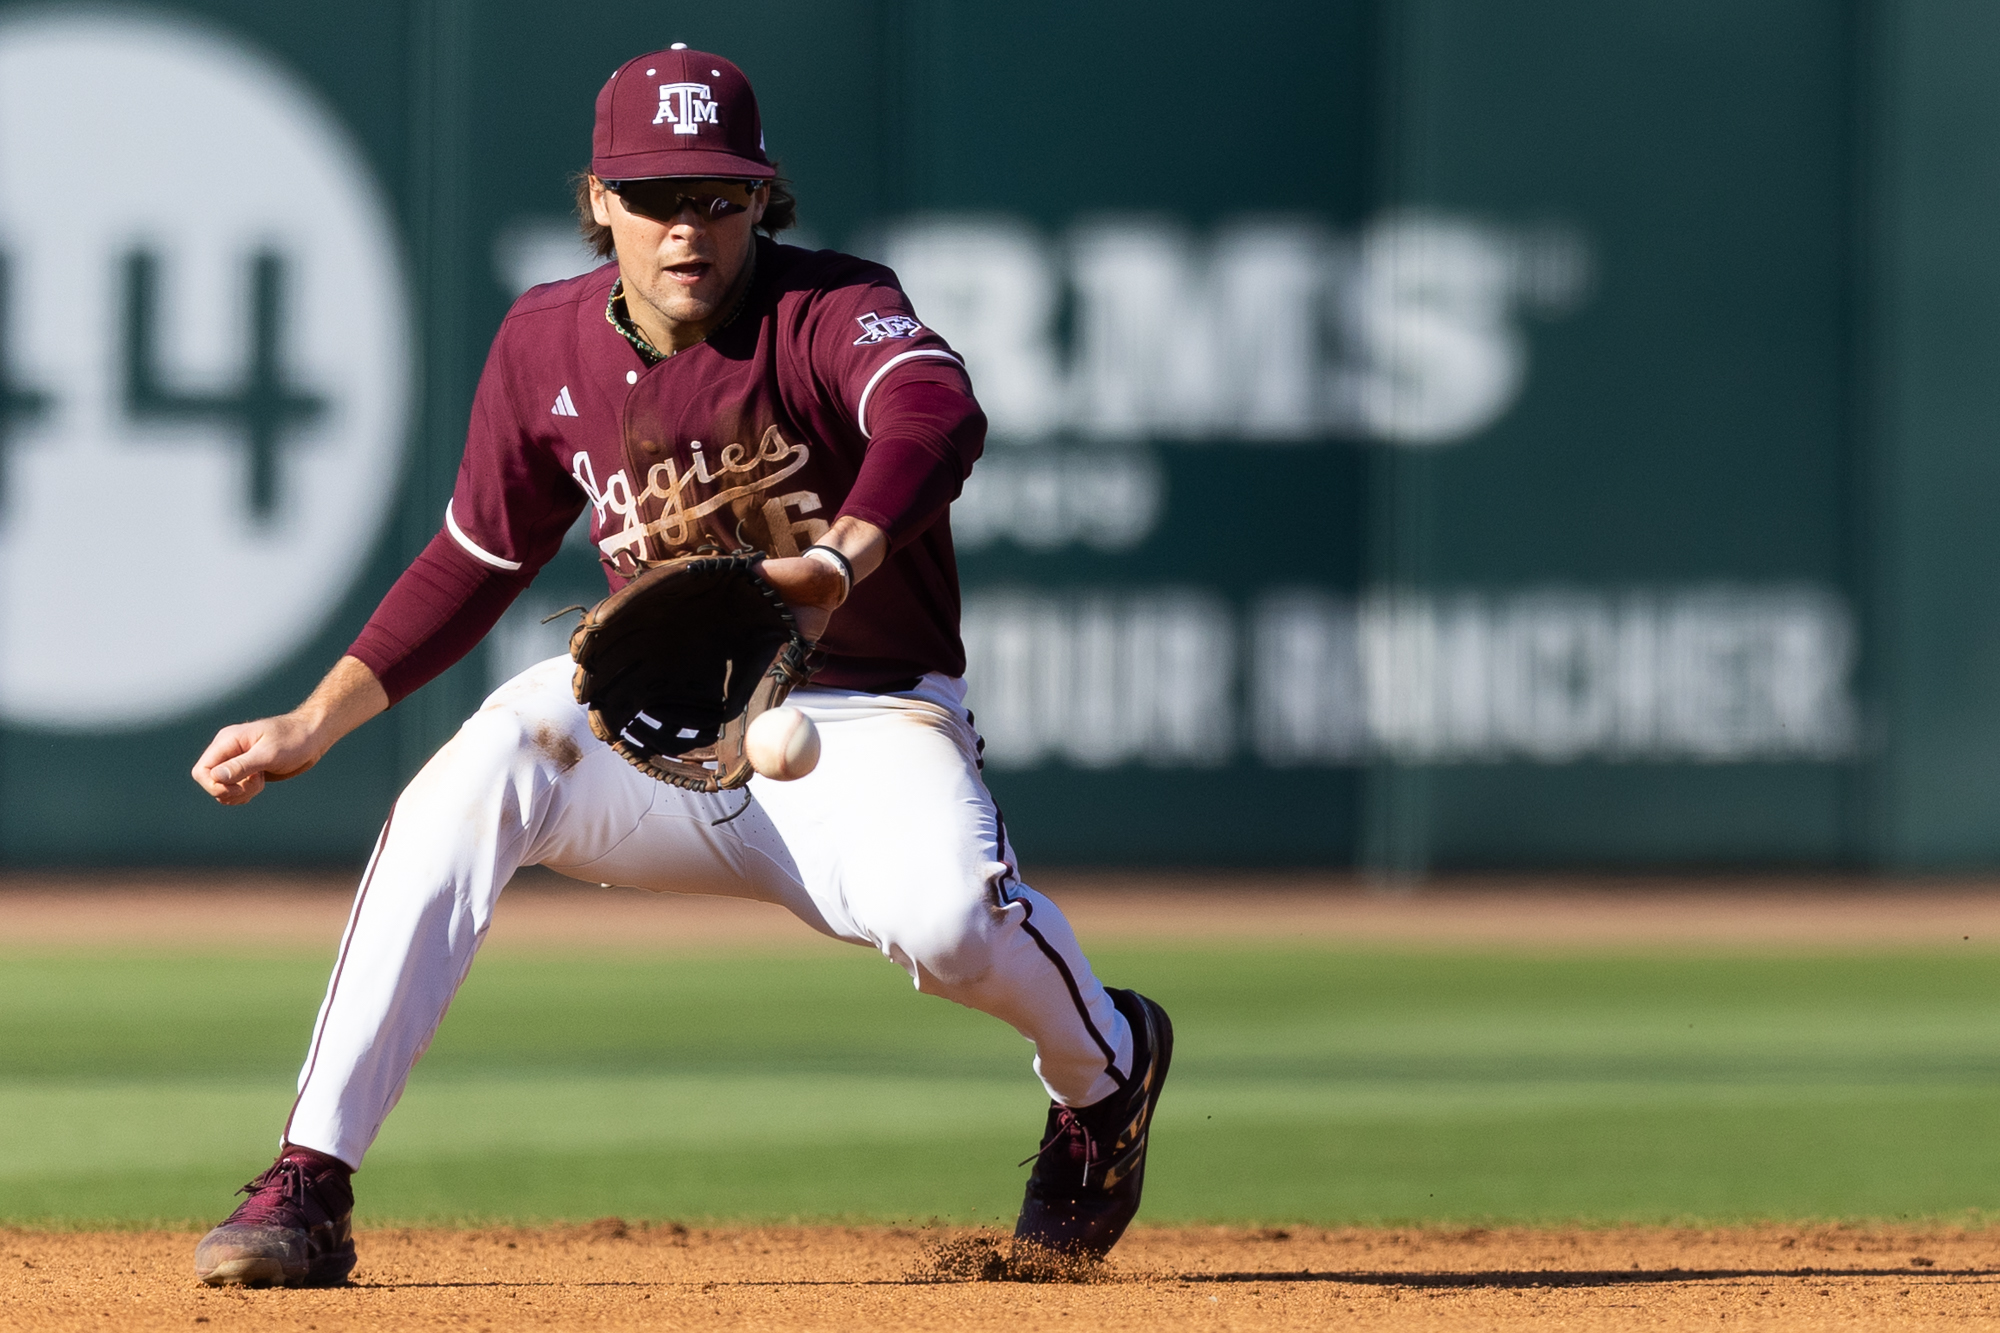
[4,943,2000,1227]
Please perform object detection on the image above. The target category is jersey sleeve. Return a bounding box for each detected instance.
[346,534,529,705]
[805,276,973,439]
[346,313,585,703]
[840,377,986,547]
[441,325,587,577]
[798,273,983,545]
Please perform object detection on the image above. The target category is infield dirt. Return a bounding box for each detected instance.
[8,868,2000,953]
[10,874,2000,1329]
[6,1222,2000,1331]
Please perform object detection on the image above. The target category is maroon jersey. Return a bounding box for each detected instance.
[350,237,986,701]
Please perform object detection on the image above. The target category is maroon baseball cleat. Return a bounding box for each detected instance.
[1014,988,1174,1260]
[193,1146,357,1287]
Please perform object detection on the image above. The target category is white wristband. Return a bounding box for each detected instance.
[802,544,852,604]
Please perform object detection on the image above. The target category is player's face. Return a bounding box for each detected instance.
[592,177,768,345]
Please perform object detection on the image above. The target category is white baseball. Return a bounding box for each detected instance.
[745,706,821,781]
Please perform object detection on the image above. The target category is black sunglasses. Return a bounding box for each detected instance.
[602,178,763,224]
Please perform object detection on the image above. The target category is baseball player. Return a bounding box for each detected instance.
[186,46,1171,1287]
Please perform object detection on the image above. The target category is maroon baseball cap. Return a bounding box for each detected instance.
[592,46,774,181]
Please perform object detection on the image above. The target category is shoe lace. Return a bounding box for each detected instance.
[232,1158,312,1225]
[1018,1106,1101,1187]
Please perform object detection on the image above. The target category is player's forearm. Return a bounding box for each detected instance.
[811,515,887,584]
[761,516,885,630]
[294,656,390,754]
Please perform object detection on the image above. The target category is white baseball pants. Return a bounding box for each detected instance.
[282,655,1134,1170]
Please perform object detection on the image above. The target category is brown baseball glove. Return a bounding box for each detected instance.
[568,553,813,792]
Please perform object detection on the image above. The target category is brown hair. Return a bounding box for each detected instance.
[574,169,798,259]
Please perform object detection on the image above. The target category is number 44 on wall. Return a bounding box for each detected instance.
[121,248,326,522]
[0,247,325,523]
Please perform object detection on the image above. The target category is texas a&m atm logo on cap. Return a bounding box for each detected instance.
[593,48,773,180]
[654,82,717,135]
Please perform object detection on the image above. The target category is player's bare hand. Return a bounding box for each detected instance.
[192,716,325,804]
[758,517,888,641]
[190,656,390,806]
[759,555,847,640]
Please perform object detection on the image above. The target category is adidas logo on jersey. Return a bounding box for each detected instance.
[551,386,578,417]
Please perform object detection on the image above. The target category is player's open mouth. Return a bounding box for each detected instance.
[663,260,711,285]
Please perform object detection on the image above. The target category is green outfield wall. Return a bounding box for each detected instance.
[0,0,1995,869]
